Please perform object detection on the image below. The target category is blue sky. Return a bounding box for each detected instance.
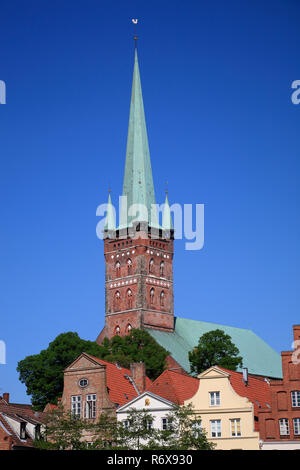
[0,0,299,403]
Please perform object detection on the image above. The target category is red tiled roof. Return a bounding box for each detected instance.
[147,369,199,404]
[87,355,152,407]
[218,367,271,430]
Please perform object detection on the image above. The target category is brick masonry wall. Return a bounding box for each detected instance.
[62,356,116,420]
[0,426,12,450]
[102,231,174,339]
[258,326,300,442]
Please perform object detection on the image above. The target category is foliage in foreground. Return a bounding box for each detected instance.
[34,403,215,450]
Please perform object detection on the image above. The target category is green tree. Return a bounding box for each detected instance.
[17,329,169,410]
[35,404,214,451]
[188,329,243,374]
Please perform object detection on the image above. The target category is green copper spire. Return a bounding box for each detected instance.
[104,191,116,232]
[119,47,159,229]
[162,192,173,231]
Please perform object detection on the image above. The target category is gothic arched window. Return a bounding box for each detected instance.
[115,261,121,277]
[150,288,155,305]
[127,289,133,309]
[114,291,120,312]
[149,258,154,274]
[160,261,164,277]
[127,258,132,275]
[115,325,120,336]
[160,290,165,306]
[126,324,132,334]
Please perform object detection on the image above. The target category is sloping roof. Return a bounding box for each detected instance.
[147,317,283,379]
[219,367,272,416]
[147,369,199,405]
[87,355,152,407]
[0,400,46,448]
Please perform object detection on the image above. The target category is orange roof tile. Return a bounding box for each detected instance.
[88,355,152,407]
[147,369,199,404]
[218,367,271,430]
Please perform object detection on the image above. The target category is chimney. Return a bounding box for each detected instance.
[242,368,248,386]
[3,393,9,403]
[130,362,146,394]
[293,325,300,343]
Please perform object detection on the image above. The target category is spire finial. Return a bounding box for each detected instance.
[165,180,168,194]
[132,19,138,47]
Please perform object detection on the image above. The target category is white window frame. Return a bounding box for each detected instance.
[279,418,290,436]
[162,417,171,430]
[291,391,300,407]
[86,394,96,419]
[209,391,220,406]
[230,418,241,437]
[210,419,221,438]
[293,418,300,436]
[71,395,81,418]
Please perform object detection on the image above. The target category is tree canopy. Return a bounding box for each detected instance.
[17,330,169,410]
[188,329,243,374]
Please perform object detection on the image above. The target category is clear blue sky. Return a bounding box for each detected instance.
[1,0,299,403]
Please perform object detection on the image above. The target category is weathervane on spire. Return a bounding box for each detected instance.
[132,18,138,46]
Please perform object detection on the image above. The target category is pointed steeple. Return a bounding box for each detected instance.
[104,191,116,232]
[162,192,173,231]
[119,47,159,229]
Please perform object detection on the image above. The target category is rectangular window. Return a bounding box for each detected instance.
[210,419,221,438]
[20,422,26,440]
[162,417,171,430]
[291,391,300,407]
[209,391,220,406]
[293,418,300,436]
[86,394,96,419]
[123,420,129,429]
[145,420,153,430]
[279,419,290,436]
[230,419,241,437]
[71,395,81,418]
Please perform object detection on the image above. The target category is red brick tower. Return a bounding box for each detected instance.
[96,45,174,342]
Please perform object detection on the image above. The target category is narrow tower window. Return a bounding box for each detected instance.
[150,288,155,305]
[160,291,165,306]
[127,258,132,275]
[114,291,120,312]
[116,261,121,277]
[127,289,133,309]
[149,259,154,274]
[160,261,164,277]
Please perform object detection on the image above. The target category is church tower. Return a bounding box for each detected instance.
[96,45,174,342]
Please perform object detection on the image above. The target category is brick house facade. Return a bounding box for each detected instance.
[61,353,151,421]
[258,325,300,449]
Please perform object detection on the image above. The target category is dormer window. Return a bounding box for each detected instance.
[20,422,26,440]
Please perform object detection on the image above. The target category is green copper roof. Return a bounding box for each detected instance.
[119,48,159,229]
[147,317,283,379]
[104,192,116,231]
[162,193,173,231]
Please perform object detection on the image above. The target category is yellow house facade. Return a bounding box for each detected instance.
[184,366,260,450]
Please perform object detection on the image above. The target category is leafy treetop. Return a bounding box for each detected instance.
[188,329,243,375]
